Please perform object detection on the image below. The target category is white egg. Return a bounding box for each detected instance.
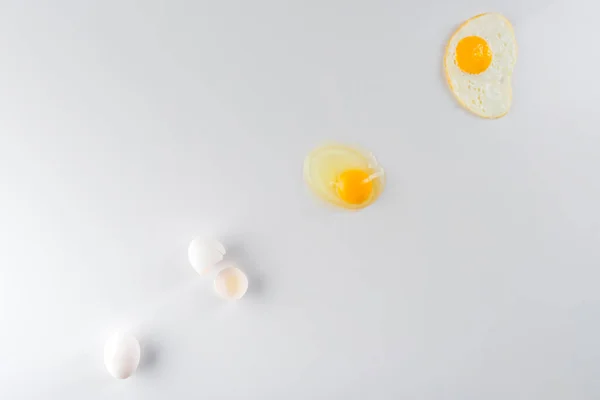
[188,237,226,274]
[214,265,248,300]
[444,13,517,118]
[104,332,141,379]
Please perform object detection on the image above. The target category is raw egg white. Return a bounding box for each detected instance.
[304,143,384,210]
[214,265,248,300]
[444,13,517,118]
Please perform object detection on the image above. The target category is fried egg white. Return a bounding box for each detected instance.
[444,13,517,118]
[304,143,384,210]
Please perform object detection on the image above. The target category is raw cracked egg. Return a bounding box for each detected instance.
[444,13,517,118]
[304,143,384,210]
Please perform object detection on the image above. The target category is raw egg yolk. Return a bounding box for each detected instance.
[455,36,492,74]
[335,169,373,205]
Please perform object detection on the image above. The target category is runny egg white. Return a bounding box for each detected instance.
[444,13,517,119]
[304,143,384,210]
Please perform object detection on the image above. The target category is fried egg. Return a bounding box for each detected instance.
[304,143,384,210]
[444,13,517,118]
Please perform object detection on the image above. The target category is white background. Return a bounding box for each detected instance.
[0,0,599,398]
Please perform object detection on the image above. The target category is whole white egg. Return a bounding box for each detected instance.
[104,332,141,379]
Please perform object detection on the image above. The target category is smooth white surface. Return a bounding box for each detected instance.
[0,0,599,398]
[188,237,226,274]
[104,332,141,379]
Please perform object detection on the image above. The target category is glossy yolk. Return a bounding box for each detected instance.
[335,169,373,205]
[455,36,492,74]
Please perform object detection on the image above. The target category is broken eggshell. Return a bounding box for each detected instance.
[188,237,226,274]
[214,264,249,300]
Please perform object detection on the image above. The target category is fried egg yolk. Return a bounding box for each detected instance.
[455,36,492,75]
[335,169,373,205]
